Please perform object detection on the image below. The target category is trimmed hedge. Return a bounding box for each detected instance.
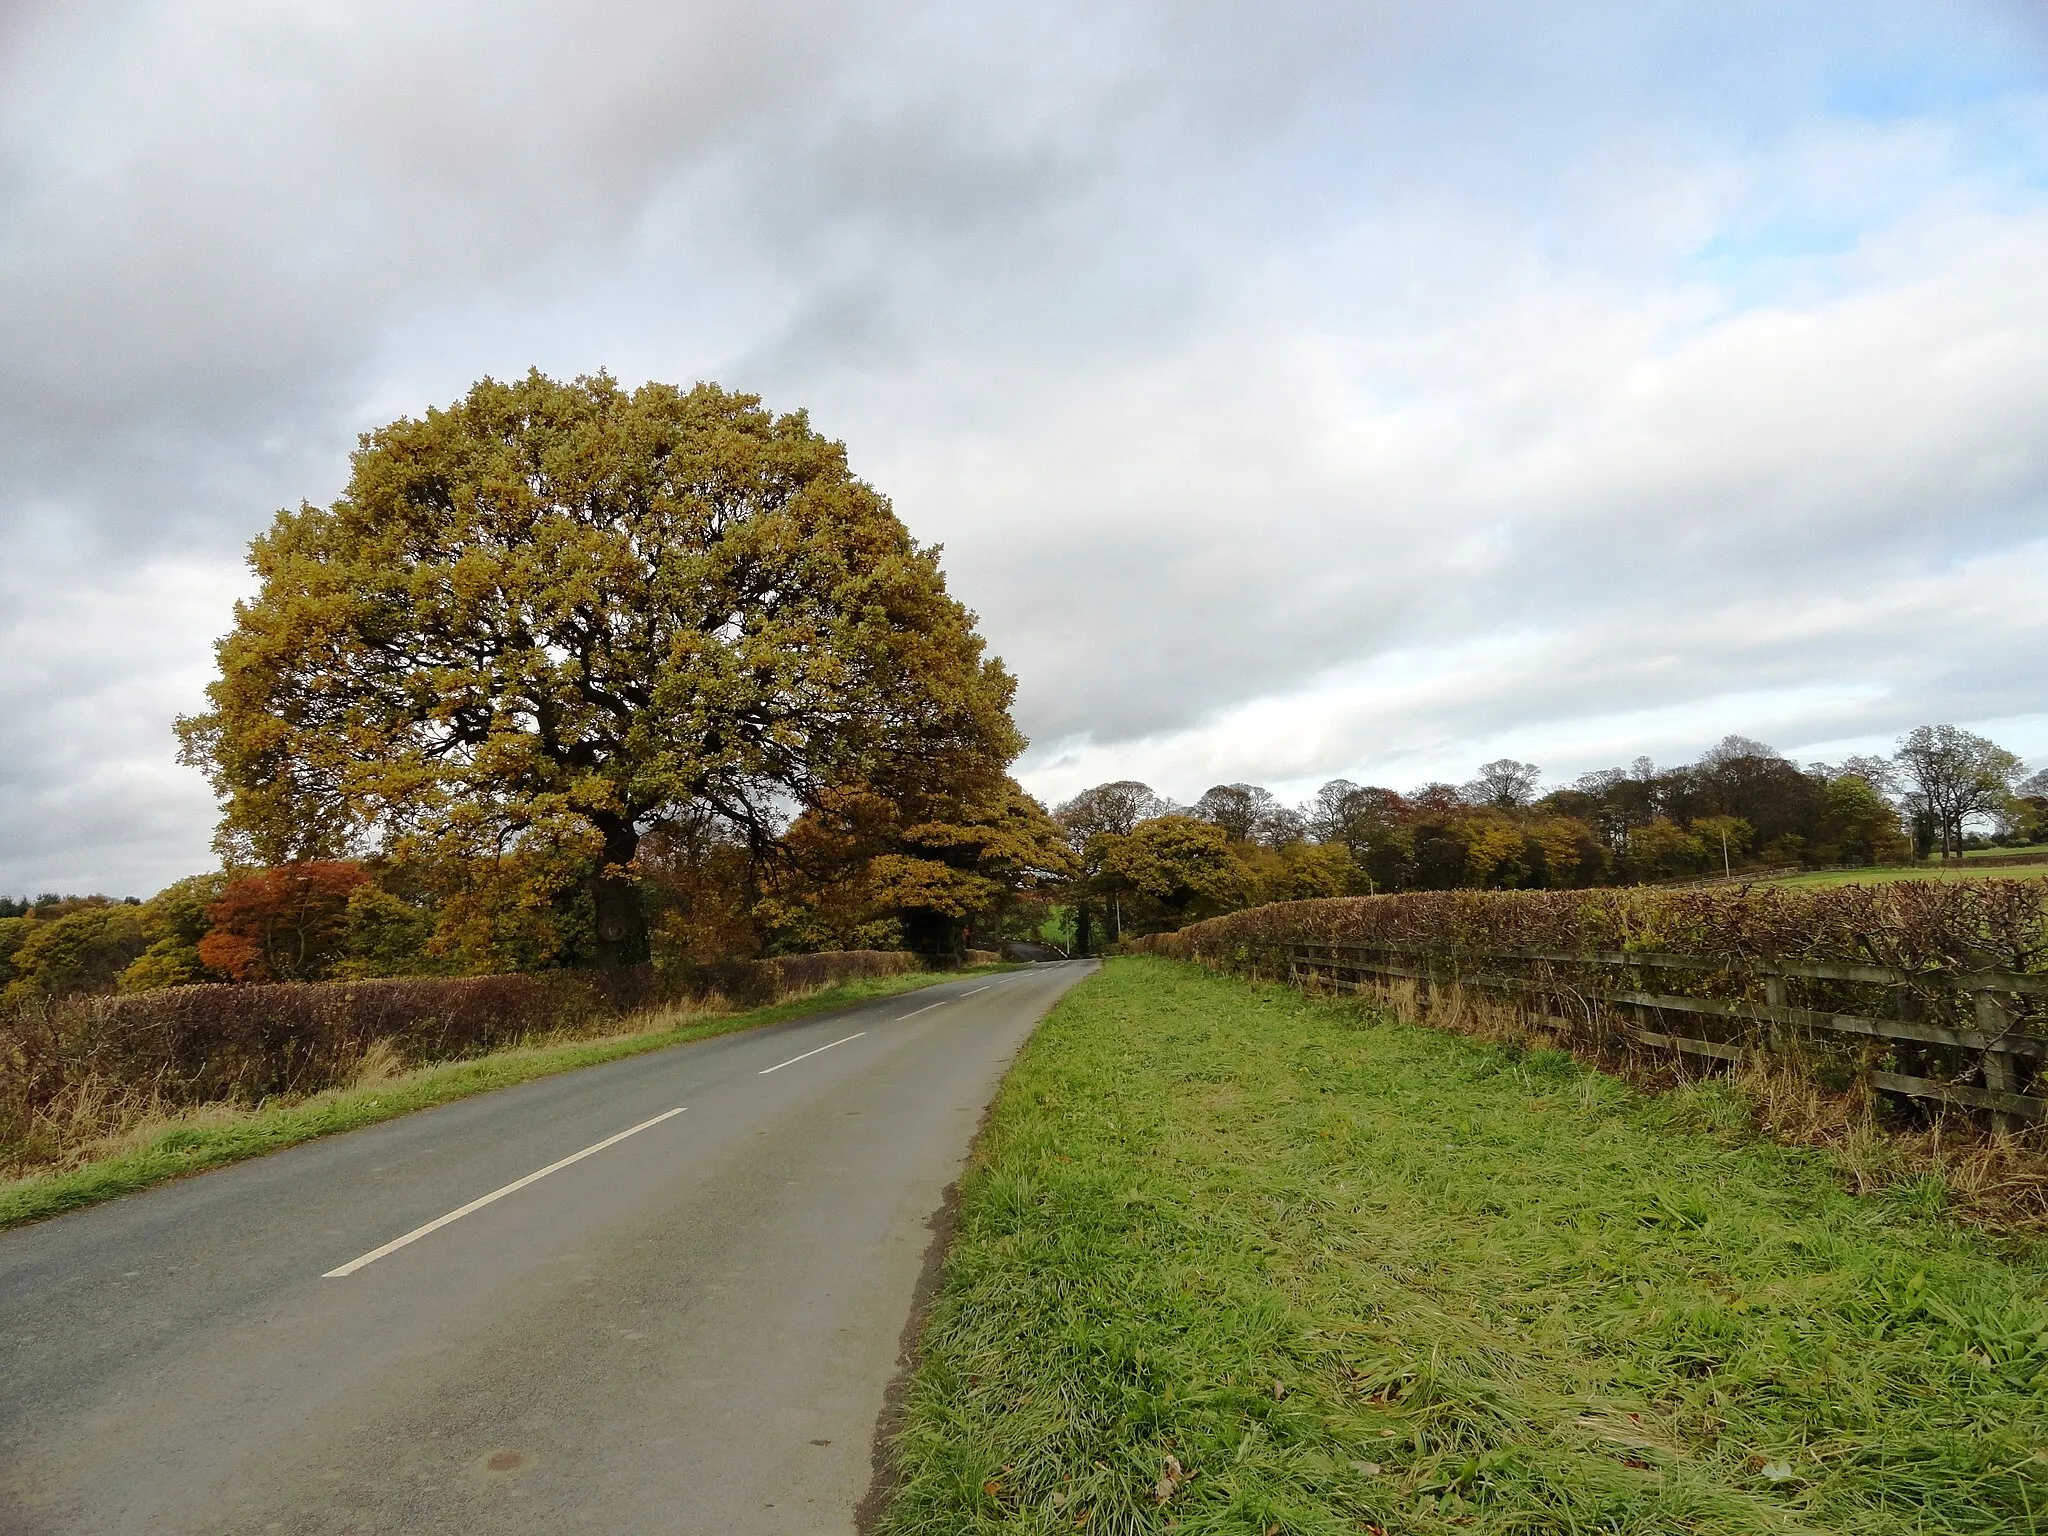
[1129,884,2048,1103]
[1132,882,2048,976]
[0,950,914,1168]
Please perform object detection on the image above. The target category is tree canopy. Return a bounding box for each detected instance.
[178,372,1022,965]
[1894,725,2025,860]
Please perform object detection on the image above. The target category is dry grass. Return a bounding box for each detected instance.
[7,992,729,1182]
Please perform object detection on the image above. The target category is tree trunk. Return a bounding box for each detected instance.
[902,908,961,965]
[589,813,650,969]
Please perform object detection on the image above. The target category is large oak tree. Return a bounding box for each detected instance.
[179,372,1022,967]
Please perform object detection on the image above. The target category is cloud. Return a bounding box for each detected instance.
[1,0,2045,889]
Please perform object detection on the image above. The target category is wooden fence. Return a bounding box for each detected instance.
[1244,939,2048,1132]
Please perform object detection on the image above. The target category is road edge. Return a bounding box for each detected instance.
[856,959,1098,1535]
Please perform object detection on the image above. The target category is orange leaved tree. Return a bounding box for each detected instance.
[196,861,369,983]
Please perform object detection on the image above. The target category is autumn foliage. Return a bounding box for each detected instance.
[175,372,1025,968]
[195,862,368,983]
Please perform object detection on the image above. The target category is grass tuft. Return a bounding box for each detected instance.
[883,957,2048,1535]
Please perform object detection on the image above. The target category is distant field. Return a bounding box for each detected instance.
[1763,864,2048,891]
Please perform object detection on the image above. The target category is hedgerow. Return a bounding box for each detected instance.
[0,950,912,1170]
[1130,883,2048,1110]
[1134,881,2048,976]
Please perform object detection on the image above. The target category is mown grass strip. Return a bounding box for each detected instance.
[1762,865,2048,889]
[1,967,993,1232]
[884,957,2048,1536]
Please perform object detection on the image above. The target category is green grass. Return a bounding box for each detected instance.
[884,957,2048,1536]
[0,966,993,1233]
[1761,864,2048,889]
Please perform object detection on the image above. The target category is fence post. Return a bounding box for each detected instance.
[1975,989,2021,1136]
[1763,971,1788,1053]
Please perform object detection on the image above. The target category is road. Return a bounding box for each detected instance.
[0,961,1094,1535]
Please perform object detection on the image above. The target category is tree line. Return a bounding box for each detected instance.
[1049,726,2047,948]
[9,372,2040,1001]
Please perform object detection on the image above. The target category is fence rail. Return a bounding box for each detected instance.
[1260,939,2048,1130]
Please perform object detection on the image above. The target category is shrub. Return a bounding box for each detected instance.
[1134,881,2048,976]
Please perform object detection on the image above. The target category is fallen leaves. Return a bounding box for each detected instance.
[1154,1452,1186,1504]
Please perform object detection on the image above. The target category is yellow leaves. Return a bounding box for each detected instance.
[1460,816,1527,886]
[182,370,1024,896]
[866,855,1004,919]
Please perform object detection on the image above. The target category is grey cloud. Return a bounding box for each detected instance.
[3,0,2047,891]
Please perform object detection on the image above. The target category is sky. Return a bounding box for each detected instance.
[3,0,2047,895]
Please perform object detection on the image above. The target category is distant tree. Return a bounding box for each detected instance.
[339,884,438,978]
[1,903,148,1004]
[1463,759,1542,811]
[1629,818,1708,881]
[1053,781,1171,846]
[1052,782,1173,953]
[1408,782,1467,817]
[1307,781,1412,890]
[769,777,1073,959]
[865,784,1076,957]
[1699,734,1777,766]
[2011,768,2048,845]
[1191,784,1292,845]
[1562,767,1654,854]
[1097,816,1246,928]
[1690,815,1753,877]
[1893,725,2025,859]
[1409,818,1470,889]
[197,862,370,983]
[1270,841,1356,900]
[1835,754,1900,793]
[178,371,1020,969]
[1816,773,1909,866]
[1306,779,1361,841]
[118,873,231,991]
[1525,816,1606,888]
[1459,815,1531,887]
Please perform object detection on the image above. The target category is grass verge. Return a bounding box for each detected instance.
[1761,865,2048,889]
[882,957,2048,1536]
[1,966,994,1233]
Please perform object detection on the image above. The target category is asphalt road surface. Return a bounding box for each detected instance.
[0,961,1095,1536]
